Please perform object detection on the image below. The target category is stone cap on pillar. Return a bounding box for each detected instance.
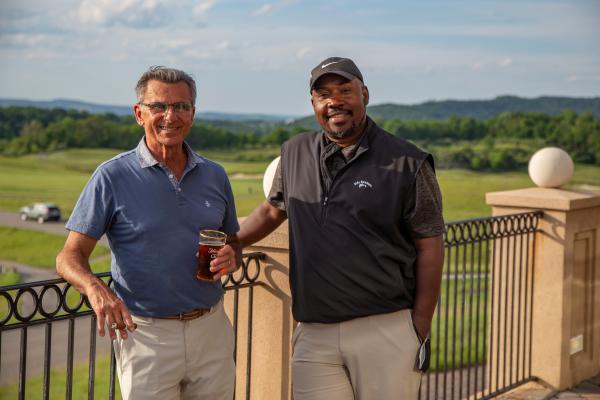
[486,187,600,211]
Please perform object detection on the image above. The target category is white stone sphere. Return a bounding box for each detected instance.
[528,147,574,188]
[263,156,281,198]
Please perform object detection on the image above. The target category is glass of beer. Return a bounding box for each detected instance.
[197,229,227,281]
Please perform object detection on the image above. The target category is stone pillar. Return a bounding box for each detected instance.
[486,187,600,390]
[223,221,293,400]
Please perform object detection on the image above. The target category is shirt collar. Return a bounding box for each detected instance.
[135,138,205,169]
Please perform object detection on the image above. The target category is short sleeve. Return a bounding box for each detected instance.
[407,161,445,238]
[221,176,240,235]
[267,160,286,211]
[65,167,115,240]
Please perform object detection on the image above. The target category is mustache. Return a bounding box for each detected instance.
[326,108,352,118]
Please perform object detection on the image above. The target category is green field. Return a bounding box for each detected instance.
[0,148,268,218]
[2,148,599,221]
[0,355,121,400]
[0,271,20,286]
[0,226,109,270]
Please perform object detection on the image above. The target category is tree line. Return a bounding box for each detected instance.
[379,110,600,169]
[0,106,599,170]
[0,107,303,156]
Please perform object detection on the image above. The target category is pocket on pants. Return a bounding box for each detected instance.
[291,322,302,348]
[112,337,121,368]
[406,311,423,347]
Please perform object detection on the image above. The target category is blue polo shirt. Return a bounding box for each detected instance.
[66,138,239,317]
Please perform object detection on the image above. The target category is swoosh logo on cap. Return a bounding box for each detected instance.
[321,61,339,69]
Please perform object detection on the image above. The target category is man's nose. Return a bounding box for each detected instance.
[163,106,177,119]
[328,93,344,107]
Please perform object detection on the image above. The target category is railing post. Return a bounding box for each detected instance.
[486,187,600,391]
[228,220,293,400]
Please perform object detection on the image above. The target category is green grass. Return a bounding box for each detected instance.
[0,271,21,286]
[431,276,488,371]
[229,178,264,217]
[0,149,269,218]
[436,169,533,221]
[2,148,599,221]
[90,257,112,273]
[568,163,600,188]
[0,226,109,270]
[200,148,281,163]
[0,355,122,400]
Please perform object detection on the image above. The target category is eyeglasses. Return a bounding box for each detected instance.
[138,102,193,114]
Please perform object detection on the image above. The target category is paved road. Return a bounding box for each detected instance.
[0,260,57,283]
[0,211,109,246]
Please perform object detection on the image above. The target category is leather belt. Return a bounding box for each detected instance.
[157,308,211,321]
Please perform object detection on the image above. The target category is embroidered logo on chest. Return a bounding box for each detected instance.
[353,180,373,189]
[205,200,211,207]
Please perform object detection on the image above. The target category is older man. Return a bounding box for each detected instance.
[238,57,445,399]
[56,66,239,400]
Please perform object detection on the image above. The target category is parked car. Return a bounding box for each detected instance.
[19,203,61,224]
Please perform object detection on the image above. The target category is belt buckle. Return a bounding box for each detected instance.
[178,312,185,321]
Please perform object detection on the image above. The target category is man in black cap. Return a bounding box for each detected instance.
[238,57,444,399]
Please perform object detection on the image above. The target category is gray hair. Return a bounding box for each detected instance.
[135,66,197,105]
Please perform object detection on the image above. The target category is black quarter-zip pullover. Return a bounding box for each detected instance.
[280,117,433,323]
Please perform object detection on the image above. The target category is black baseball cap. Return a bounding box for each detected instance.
[309,57,364,91]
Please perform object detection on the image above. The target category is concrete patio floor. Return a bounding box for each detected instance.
[497,374,600,399]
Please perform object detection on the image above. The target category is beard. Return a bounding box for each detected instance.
[325,121,360,139]
[324,113,366,140]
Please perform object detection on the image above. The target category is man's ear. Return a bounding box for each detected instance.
[362,85,370,106]
[133,104,144,126]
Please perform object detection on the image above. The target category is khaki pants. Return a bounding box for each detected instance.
[292,308,422,400]
[114,299,235,400]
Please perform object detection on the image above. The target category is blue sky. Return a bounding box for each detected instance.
[0,0,598,116]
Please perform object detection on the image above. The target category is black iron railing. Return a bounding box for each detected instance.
[1,212,543,400]
[421,211,542,400]
[0,252,265,400]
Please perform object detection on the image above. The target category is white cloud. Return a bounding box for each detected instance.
[183,48,213,60]
[0,33,50,47]
[566,74,600,83]
[296,47,311,60]
[2,0,599,114]
[250,0,296,17]
[78,0,141,25]
[251,4,273,16]
[215,40,230,50]
[76,0,175,27]
[194,0,216,18]
[498,57,513,67]
[150,38,194,53]
[25,50,62,61]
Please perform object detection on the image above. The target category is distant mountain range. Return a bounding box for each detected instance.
[0,98,296,122]
[369,95,600,120]
[1,95,599,126]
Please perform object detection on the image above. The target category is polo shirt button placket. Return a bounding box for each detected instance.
[176,185,185,206]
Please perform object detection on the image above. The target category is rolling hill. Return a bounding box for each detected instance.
[0,98,295,122]
[290,95,600,129]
